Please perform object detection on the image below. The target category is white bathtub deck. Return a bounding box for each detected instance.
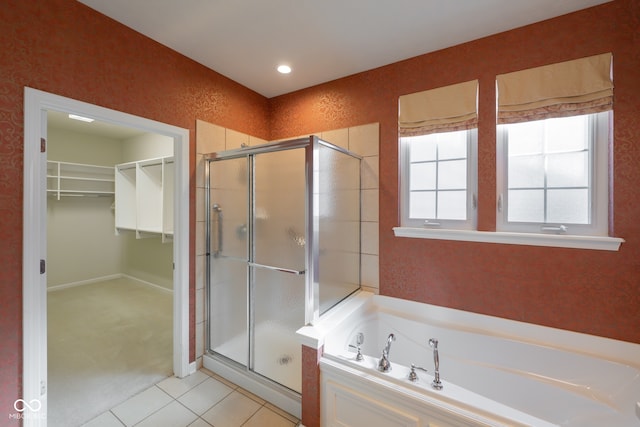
[314,293,640,427]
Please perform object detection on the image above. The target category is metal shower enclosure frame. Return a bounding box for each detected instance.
[203,135,362,329]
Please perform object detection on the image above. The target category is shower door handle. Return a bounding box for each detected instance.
[212,204,223,258]
[248,262,305,275]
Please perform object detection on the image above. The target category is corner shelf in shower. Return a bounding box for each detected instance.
[47,160,115,200]
[115,156,174,243]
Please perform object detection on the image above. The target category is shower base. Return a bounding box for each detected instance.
[202,352,301,418]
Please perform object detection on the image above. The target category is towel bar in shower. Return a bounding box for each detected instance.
[248,262,305,275]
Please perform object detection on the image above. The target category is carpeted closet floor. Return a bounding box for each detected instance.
[47,277,173,427]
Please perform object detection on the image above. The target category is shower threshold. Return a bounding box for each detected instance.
[202,352,302,418]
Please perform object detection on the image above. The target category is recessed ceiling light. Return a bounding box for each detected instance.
[68,114,95,123]
[277,65,292,74]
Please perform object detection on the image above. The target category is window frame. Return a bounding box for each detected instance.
[400,128,478,230]
[496,111,610,236]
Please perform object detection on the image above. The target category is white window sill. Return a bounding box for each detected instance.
[393,227,624,251]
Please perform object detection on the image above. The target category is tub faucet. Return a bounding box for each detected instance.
[429,338,443,390]
[378,333,395,372]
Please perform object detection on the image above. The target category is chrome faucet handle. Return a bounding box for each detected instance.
[348,332,365,361]
[408,363,427,382]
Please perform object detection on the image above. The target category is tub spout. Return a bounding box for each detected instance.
[378,333,395,372]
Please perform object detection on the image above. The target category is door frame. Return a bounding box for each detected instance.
[22,87,191,426]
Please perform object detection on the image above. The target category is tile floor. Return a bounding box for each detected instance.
[82,368,300,427]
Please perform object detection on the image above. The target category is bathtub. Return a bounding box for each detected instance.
[317,293,640,427]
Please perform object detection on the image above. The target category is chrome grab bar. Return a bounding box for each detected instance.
[248,262,305,275]
[212,204,222,257]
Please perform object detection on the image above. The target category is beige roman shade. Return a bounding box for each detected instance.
[497,53,613,124]
[399,80,478,137]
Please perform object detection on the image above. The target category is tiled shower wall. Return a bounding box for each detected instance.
[194,120,380,365]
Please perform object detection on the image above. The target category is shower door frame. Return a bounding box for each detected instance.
[204,136,362,415]
[205,136,319,332]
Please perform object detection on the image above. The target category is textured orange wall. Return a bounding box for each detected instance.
[1,0,639,422]
[271,0,640,343]
[0,0,268,419]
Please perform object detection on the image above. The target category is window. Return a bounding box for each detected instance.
[394,54,622,250]
[497,112,609,235]
[495,53,613,237]
[398,80,478,230]
[400,129,477,229]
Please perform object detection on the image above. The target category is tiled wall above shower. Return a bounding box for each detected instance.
[194,120,380,366]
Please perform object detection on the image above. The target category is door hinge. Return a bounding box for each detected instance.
[40,138,46,153]
[41,380,47,396]
[40,259,46,274]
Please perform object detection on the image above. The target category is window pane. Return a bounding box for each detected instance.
[438,159,467,189]
[508,189,544,222]
[410,163,436,190]
[401,127,475,228]
[545,115,588,152]
[409,191,435,219]
[438,130,467,159]
[438,191,467,220]
[547,152,589,188]
[508,154,544,188]
[548,189,589,224]
[507,121,543,155]
[410,136,437,162]
[498,111,608,235]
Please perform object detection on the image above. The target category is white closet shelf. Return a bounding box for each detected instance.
[47,190,115,197]
[47,160,115,200]
[115,156,173,243]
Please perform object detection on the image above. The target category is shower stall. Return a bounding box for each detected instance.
[204,136,361,415]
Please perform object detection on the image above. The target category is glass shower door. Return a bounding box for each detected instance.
[209,157,249,367]
[251,148,306,393]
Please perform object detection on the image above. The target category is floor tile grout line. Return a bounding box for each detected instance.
[129,390,202,427]
[126,385,181,427]
[108,409,127,426]
[94,369,300,427]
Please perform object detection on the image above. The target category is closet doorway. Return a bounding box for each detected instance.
[23,88,190,427]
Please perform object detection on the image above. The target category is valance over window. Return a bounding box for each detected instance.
[399,80,478,137]
[497,53,613,124]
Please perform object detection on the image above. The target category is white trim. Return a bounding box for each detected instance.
[23,90,48,427]
[123,274,175,294]
[46,274,122,292]
[46,273,174,294]
[393,227,624,251]
[188,361,198,376]
[23,87,191,427]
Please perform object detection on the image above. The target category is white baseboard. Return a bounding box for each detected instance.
[47,273,173,294]
[122,274,174,294]
[188,361,198,376]
[47,274,122,292]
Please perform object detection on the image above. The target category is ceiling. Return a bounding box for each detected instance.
[47,110,147,139]
[77,0,611,99]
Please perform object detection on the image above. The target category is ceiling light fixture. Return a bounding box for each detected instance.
[68,114,95,123]
[277,65,292,74]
